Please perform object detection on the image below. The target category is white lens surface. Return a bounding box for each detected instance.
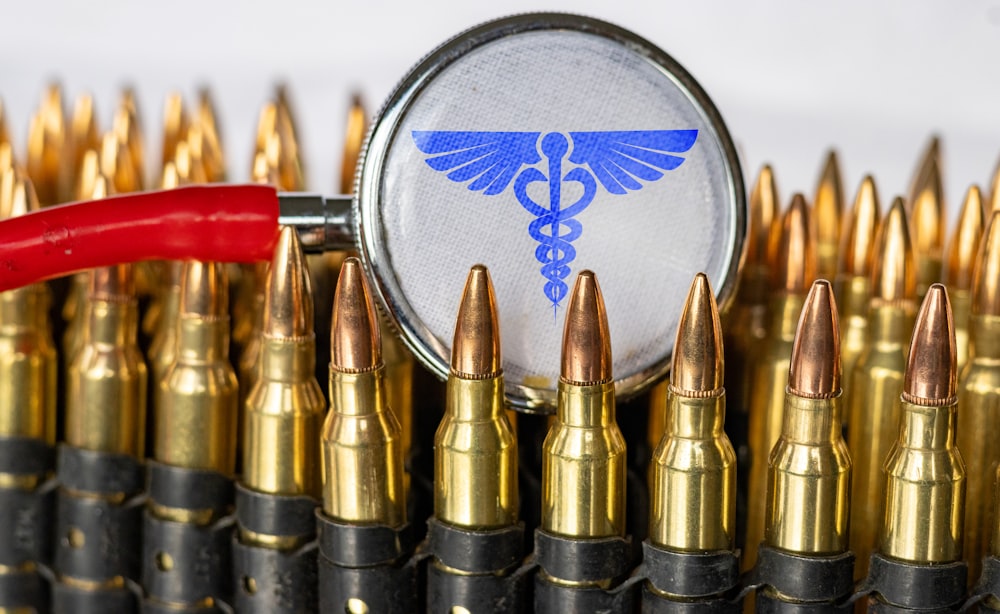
[359,15,744,411]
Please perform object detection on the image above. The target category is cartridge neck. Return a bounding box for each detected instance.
[176,313,229,364]
[0,286,42,330]
[445,373,505,421]
[668,390,725,440]
[770,292,807,342]
[330,365,387,416]
[259,334,316,384]
[969,314,1000,360]
[556,380,616,427]
[86,298,138,347]
[834,274,871,323]
[898,399,957,451]
[780,391,843,445]
[868,302,916,349]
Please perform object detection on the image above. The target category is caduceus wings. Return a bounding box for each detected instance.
[566,130,698,194]
[411,131,542,195]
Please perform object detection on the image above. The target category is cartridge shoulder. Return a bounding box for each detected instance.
[161,360,238,395]
[245,379,326,417]
[653,436,736,472]
[434,416,517,455]
[959,362,1000,393]
[884,443,966,482]
[322,409,402,446]
[768,439,852,476]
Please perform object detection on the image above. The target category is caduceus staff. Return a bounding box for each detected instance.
[413,129,698,317]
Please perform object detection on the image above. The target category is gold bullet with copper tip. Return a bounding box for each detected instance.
[541,270,625,542]
[764,280,851,554]
[753,280,854,610]
[243,227,326,503]
[153,261,238,482]
[435,264,518,528]
[650,273,736,552]
[990,157,1000,214]
[834,175,881,394]
[321,257,406,526]
[907,148,945,301]
[744,193,814,570]
[846,197,916,577]
[957,211,1000,583]
[160,92,189,175]
[26,83,66,205]
[0,98,10,149]
[340,93,367,194]
[61,149,103,364]
[190,88,226,183]
[813,150,844,280]
[947,185,985,376]
[63,93,100,197]
[274,85,305,191]
[878,284,965,563]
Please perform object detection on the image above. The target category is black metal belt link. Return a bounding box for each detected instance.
[231,482,319,613]
[639,540,743,612]
[316,511,423,614]
[142,460,235,612]
[0,436,57,612]
[424,516,528,613]
[532,528,640,613]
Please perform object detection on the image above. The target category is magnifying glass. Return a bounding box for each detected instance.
[0,12,746,413]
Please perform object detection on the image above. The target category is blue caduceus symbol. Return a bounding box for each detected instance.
[412,129,698,315]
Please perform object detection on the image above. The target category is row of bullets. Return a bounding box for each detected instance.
[2,82,1000,613]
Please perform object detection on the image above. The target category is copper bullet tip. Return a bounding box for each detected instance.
[670,273,723,397]
[872,197,916,304]
[330,257,382,373]
[0,143,13,176]
[264,226,313,340]
[179,260,228,318]
[773,193,815,293]
[560,270,613,386]
[747,164,780,267]
[838,175,881,277]
[989,157,1000,214]
[944,185,985,290]
[788,280,841,399]
[907,135,941,210]
[813,151,844,252]
[903,284,956,406]
[972,212,1000,317]
[1,169,42,219]
[451,264,502,379]
[90,264,135,302]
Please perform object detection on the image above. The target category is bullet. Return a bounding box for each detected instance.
[340,93,366,194]
[0,170,57,613]
[435,264,518,529]
[906,135,940,216]
[26,83,66,205]
[542,270,626,541]
[321,257,406,526]
[112,89,145,192]
[100,130,142,196]
[153,261,238,481]
[160,92,190,175]
[957,211,1000,582]
[907,139,945,300]
[62,150,104,364]
[274,85,305,191]
[813,150,844,280]
[723,165,780,418]
[834,175,881,397]
[990,157,1000,214]
[236,261,268,410]
[65,197,147,457]
[63,93,100,197]
[0,169,57,470]
[650,273,735,551]
[764,280,851,554]
[0,142,12,181]
[846,197,916,577]
[191,87,226,183]
[744,193,814,570]
[0,97,10,150]
[242,227,326,533]
[879,283,964,563]
[946,186,985,376]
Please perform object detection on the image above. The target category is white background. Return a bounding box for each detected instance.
[3,0,999,224]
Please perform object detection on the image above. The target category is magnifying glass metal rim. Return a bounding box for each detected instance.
[354,11,747,413]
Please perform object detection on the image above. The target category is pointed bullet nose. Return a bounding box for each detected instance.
[451,264,501,379]
[179,261,227,318]
[671,273,723,396]
[944,185,985,290]
[872,198,916,303]
[161,92,189,173]
[838,175,881,277]
[331,257,382,373]
[907,135,941,213]
[788,280,841,399]
[903,284,956,405]
[341,93,369,194]
[561,270,612,385]
[909,157,945,253]
[2,170,42,219]
[773,193,815,293]
[264,226,313,339]
[813,150,844,277]
[972,212,1000,317]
